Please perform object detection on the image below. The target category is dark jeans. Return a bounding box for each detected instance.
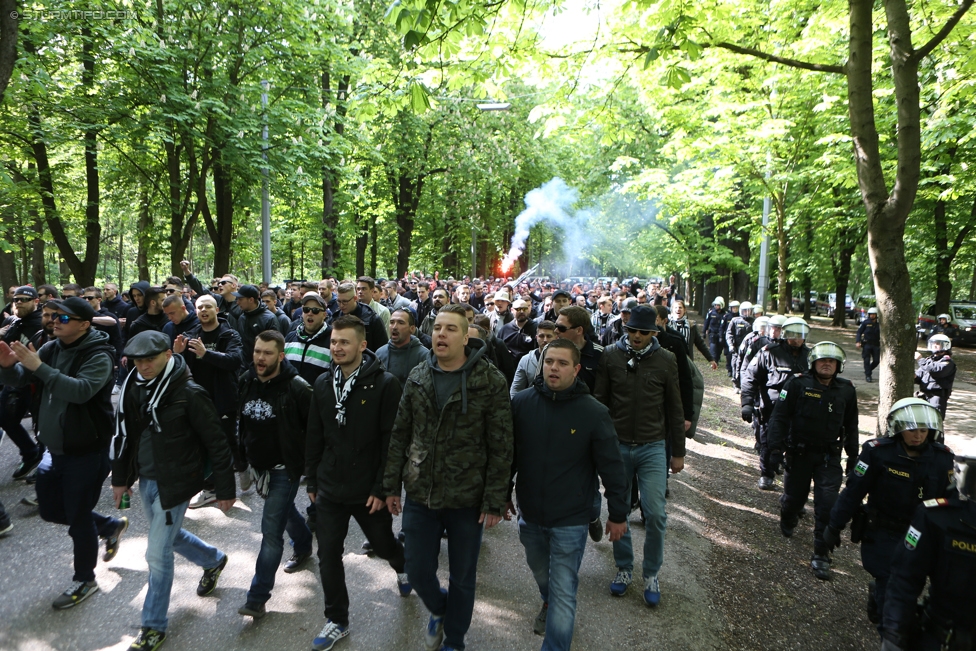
[246,470,312,605]
[0,496,8,528]
[861,345,880,377]
[861,527,901,636]
[0,385,41,462]
[709,337,723,365]
[35,450,121,582]
[316,495,405,626]
[757,417,782,478]
[402,498,483,651]
[779,452,842,555]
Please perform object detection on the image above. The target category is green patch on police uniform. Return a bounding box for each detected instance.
[854,460,868,476]
[779,390,787,401]
[905,526,922,550]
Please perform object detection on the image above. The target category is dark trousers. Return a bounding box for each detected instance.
[403,498,483,651]
[756,416,782,478]
[0,496,8,528]
[709,337,723,365]
[861,527,901,635]
[316,495,405,627]
[861,345,880,378]
[0,385,41,461]
[35,450,121,582]
[779,452,842,555]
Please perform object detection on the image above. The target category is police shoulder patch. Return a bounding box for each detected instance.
[905,526,922,550]
[923,498,949,508]
[854,460,868,476]
[779,390,788,401]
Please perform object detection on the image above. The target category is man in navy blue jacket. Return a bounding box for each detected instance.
[508,338,628,651]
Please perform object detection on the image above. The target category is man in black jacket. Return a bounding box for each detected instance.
[232,284,279,363]
[128,286,168,339]
[508,339,628,649]
[176,295,248,506]
[334,282,388,353]
[305,316,408,650]
[236,330,314,619]
[111,331,236,651]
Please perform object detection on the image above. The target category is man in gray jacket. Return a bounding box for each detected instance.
[376,308,429,385]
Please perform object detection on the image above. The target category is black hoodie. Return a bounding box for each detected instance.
[511,374,629,528]
[123,281,152,341]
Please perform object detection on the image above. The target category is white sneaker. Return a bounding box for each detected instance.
[189,490,218,509]
[112,385,120,395]
[238,469,252,492]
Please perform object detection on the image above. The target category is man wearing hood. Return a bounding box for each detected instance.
[304,316,409,650]
[594,305,685,607]
[0,297,125,610]
[235,330,314,620]
[176,295,247,506]
[284,292,334,385]
[508,338,628,649]
[110,331,236,651]
[376,308,429,385]
[122,281,152,341]
[128,286,169,339]
[384,304,513,651]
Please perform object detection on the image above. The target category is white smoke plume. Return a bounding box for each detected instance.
[501,177,590,273]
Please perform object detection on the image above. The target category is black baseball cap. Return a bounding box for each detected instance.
[55,296,96,322]
[232,284,260,300]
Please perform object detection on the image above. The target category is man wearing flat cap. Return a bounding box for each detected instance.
[0,296,125,610]
[232,284,278,363]
[594,304,685,608]
[110,330,236,651]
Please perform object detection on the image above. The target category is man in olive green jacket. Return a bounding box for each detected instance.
[384,304,513,651]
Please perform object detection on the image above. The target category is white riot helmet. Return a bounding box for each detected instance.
[752,316,770,334]
[809,341,846,374]
[867,307,878,316]
[955,440,976,501]
[739,301,754,317]
[767,314,787,338]
[729,300,741,310]
[928,334,952,353]
[782,316,810,342]
[712,296,725,309]
[886,397,944,444]
[937,313,951,323]
[754,305,764,316]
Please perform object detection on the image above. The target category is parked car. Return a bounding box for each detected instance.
[792,290,818,313]
[815,293,855,318]
[853,295,876,324]
[917,301,976,346]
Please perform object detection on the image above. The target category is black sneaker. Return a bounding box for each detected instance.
[102,517,128,562]
[397,530,405,543]
[283,551,312,573]
[0,521,12,537]
[197,554,228,596]
[129,627,166,651]
[52,580,99,610]
[12,453,42,481]
[533,602,548,636]
[811,554,831,580]
[361,539,374,555]
[238,601,267,619]
[780,518,797,538]
[866,581,880,623]
[588,518,603,542]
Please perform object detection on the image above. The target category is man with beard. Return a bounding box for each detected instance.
[377,308,429,386]
[419,287,450,336]
[177,295,248,507]
[128,287,168,339]
[284,292,334,385]
[236,330,315,619]
[1,286,46,479]
[767,341,858,581]
[497,299,538,364]
[335,283,388,353]
[305,316,409,650]
[110,331,235,650]
[232,285,279,363]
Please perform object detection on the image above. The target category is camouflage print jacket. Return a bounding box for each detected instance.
[383,337,514,515]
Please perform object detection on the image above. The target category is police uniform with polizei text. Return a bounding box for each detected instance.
[767,370,858,556]
[740,342,810,478]
[827,437,954,632]
[882,491,976,651]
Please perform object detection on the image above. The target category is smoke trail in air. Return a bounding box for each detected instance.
[501,178,588,273]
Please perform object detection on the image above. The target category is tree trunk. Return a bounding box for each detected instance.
[0,206,18,290]
[355,212,368,277]
[831,236,857,327]
[0,0,16,105]
[320,67,350,277]
[204,147,234,277]
[136,184,152,281]
[775,197,788,314]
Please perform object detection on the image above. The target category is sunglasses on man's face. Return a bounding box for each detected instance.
[13,297,34,303]
[83,296,99,302]
[217,280,232,286]
[626,327,652,336]
[554,324,574,333]
[302,306,325,315]
[164,288,178,294]
[55,314,79,324]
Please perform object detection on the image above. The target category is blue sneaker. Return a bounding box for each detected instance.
[312,620,348,651]
[396,573,412,597]
[643,576,660,607]
[425,614,445,650]
[609,570,632,597]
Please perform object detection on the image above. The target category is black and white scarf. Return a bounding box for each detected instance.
[110,355,178,460]
[624,337,655,371]
[671,317,691,347]
[332,360,363,426]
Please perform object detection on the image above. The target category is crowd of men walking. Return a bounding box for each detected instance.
[0,270,972,651]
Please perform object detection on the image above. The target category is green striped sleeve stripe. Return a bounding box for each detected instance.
[285,342,331,365]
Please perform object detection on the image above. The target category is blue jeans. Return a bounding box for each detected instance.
[612,440,667,582]
[35,450,120,582]
[518,518,588,651]
[246,469,312,605]
[402,498,483,651]
[140,478,224,632]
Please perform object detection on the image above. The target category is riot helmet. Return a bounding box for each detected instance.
[752,316,770,334]
[767,315,787,340]
[955,440,976,501]
[739,301,754,317]
[729,300,741,311]
[937,313,951,325]
[782,317,810,344]
[867,307,878,316]
[886,397,944,447]
[928,334,951,353]
[809,341,846,374]
[712,296,725,310]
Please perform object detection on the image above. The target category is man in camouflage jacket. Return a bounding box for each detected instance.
[384,304,513,651]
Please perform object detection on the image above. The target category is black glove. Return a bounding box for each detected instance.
[741,404,753,423]
[822,524,841,550]
[845,457,855,476]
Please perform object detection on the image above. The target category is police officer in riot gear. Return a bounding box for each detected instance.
[737,316,772,386]
[856,306,881,382]
[823,398,954,634]
[723,301,740,377]
[881,440,976,651]
[929,313,959,341]
[703,297,727,366]
[741,316,810,490]
[914,334,956,419]
[726,301,755,391]
[767,340,858,581]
